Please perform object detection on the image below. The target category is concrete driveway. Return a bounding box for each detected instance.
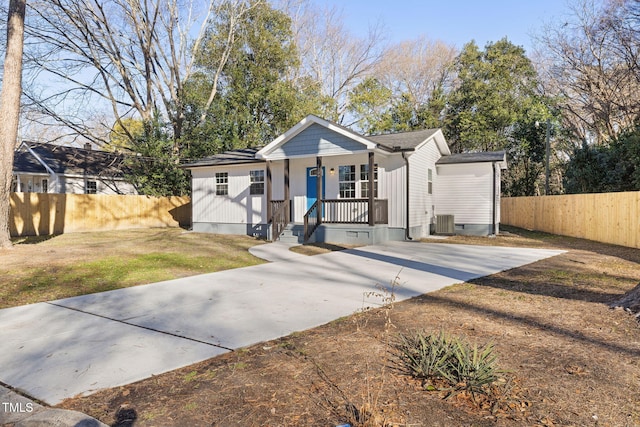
[0,241,563,405]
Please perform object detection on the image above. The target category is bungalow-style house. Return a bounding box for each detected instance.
[12,142,137,195]
[183,115,507,245]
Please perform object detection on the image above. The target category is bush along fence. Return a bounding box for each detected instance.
[10,193,191,237]
[501,191,640,249]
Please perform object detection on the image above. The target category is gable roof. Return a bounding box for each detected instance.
[369,128,450,155]
[13,145,49,174]
[437,151,507,169]
[14,142,129,177]
[256,115,379,160]
[181,148,264,168]
[183,115,453,168]
[368,129,438,150]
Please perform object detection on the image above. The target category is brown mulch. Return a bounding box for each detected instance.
[55,227,640,426]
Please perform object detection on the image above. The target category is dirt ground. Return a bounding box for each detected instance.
[48,228,640,426]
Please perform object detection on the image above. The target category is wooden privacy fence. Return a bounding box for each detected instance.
[10,193,191,237]
[501,191,640,249]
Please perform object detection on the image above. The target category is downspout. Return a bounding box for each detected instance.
[402,152,412,241]
[491,162,497,236]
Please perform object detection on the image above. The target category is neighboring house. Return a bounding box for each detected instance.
[12,142,137,195]
[182,115,507,245]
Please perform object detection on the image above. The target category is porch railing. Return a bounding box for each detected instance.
[303,200,319,242]
[322,199,388,224]
[303,199,388,242]
[269,199,289,241]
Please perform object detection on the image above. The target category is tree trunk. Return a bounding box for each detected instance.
[610,283,640,321]
[0,0,26,249]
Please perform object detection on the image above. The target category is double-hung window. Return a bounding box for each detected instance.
[360,164,378,198]
[428,168,433,195]
[86,181,97,194]
[250,170,264,195]
[215,172,228,195]
[339,165,356,198]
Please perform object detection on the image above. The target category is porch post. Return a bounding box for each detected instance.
[368,151,375,226]
[266,161,272,222]
[284,158,290,223]
[316,156,322,226]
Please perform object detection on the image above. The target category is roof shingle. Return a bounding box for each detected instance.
[436,151,506,165]
[14,142,129,177]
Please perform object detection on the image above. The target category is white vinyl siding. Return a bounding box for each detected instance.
[408,140,441,237]
[44,175,137,195]
[377,155,406,229]
[435,162,495,225]
[191,165,266,225]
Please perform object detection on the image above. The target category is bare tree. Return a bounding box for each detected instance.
[23,0,255,150]
[600,0,640,80]
[285,0,386,122]
[375,36,457,109]
[536,0,640,146]
[0,0,26,249]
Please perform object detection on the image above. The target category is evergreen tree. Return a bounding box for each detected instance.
[183,0,328,152]
[444,38,554,196]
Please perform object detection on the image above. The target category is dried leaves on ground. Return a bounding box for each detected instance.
[50,227,640,426]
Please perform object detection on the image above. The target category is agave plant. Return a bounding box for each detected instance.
[392,329,500,397]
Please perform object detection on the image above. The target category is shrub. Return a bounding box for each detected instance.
[392,330,500,397]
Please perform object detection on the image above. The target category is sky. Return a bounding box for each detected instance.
[313,0,574,54]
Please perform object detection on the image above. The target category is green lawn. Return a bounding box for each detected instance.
[1,228,266,309]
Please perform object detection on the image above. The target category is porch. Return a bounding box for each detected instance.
[269,198,390,243]
[265,149,390,243]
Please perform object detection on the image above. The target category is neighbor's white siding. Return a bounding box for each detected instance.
[435,162,495,225]
[39,175,138,195]
[408,140,442,237]
[191,164,267,225]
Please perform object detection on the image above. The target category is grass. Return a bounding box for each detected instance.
[0,228,265,309]
[45,226,640,425]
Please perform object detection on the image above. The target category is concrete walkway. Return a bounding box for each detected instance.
[248,241,304,262]
[0,241,563,409]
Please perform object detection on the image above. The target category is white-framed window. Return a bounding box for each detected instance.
[360,164,378,198]
[42,179,48,193]
[249,170,264,195]
[428,168,433,195]
[339,165,356,198]
[215,172,228,195]
[11,176,17,192]
[86,180,97,194]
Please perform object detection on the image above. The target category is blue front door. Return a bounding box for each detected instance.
[306,166,325,210]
